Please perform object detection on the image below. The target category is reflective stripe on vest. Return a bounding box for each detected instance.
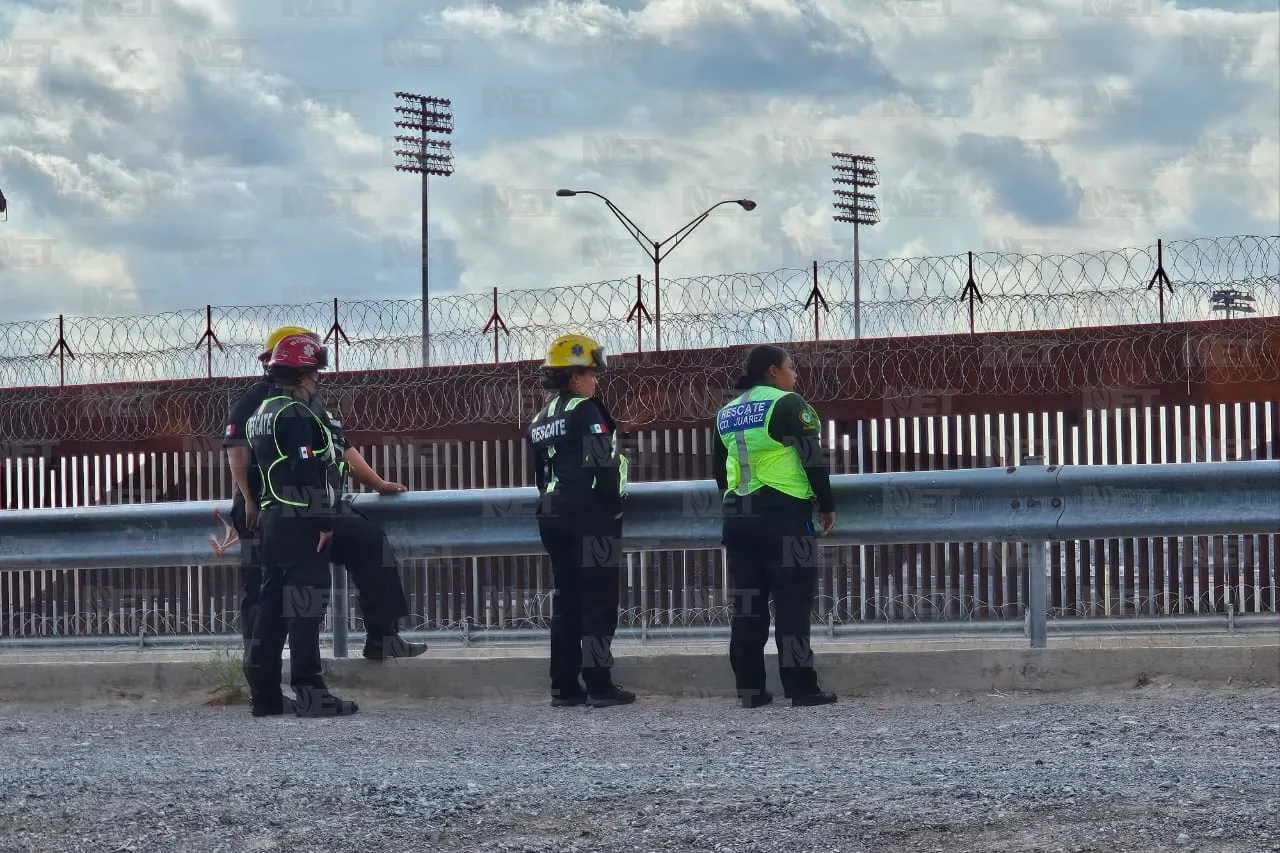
[534,394,627,498]
[540,395,586,493]
[251,397,339,509]
[715,385,814,502]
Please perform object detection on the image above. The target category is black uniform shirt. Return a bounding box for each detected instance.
[246,391,345,532]
[222,379,274,504]
[308,390,350,455]
[712,390,835,514]
[527,392,624,518]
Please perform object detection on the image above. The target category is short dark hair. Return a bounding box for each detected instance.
[268,366,318,387]
[540,366,588,391]
[733,345,789,390]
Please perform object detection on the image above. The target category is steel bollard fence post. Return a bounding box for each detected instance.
[332,562,348,658]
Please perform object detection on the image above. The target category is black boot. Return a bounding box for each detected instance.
[250,695,296,717]
[294,686,359,717]
[363,627,427,661]
[584,684,636,708]
[791,691,837,707]
[739,689,774,709]
[550,684,588,707]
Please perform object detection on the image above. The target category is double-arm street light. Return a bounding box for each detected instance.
[556,188,756,351]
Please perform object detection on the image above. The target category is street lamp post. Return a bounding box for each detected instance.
[393,92,454,368]
[555,189,756,351]
[0,187,8,222]
[831,153,879,341]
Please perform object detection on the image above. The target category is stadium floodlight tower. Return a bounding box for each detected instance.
[393,92,454,368]
[1210,288,1256,320]
[831,152,879,341]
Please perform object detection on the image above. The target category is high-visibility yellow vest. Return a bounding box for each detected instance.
[715,384,814,501]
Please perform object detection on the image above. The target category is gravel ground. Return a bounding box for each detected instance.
[1,681,1277,853]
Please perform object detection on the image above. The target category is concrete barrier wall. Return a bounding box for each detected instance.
[3,636,1275,704]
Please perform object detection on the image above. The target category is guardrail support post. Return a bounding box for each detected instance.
[1028,538,1049,649]
[331,563,349,658]
[1022,455,1050,649]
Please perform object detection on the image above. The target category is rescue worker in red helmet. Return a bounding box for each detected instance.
[526,333,635,708]
[243,333,358,715]
[222,326,425,667]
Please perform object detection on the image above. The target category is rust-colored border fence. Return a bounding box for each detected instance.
[2,395,1275,639]
[0,232,1277,639]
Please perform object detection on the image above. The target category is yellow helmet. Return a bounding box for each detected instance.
[259,325,316,364]
[542,333,606,370]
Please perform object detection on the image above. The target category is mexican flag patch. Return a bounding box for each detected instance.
[298,446,313,459]
[589,424,607,434]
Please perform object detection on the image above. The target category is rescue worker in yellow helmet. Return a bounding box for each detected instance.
[712,345,837,708]
[526,333,635,708]
[222,326,425,671]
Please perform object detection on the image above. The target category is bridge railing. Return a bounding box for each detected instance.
[0,459,1275,650]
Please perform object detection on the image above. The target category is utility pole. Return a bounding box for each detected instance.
[393,92,454,368]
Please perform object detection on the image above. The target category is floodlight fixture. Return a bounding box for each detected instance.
[392,91,455,367]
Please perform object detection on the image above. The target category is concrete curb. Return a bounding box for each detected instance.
[2,639,1275,703]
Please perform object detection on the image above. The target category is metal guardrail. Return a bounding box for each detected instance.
[1,459,1277,649]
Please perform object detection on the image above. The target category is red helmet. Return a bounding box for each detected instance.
[266,333,328,370]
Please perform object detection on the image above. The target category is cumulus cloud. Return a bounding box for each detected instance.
[0,0,1274,328]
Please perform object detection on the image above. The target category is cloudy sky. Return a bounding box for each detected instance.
[0,0,1276,326]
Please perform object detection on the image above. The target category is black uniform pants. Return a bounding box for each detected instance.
[328,508,411,641]
[538,512,623,697]
[244,509,332,702]
[722,499,822,699]
[238,498,410,647]
[231,495,261,649]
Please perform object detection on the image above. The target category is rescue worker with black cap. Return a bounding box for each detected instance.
[526,333,635,708]
[243,331,359,716]
[712,344,838,708]
[221,326,425,663]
